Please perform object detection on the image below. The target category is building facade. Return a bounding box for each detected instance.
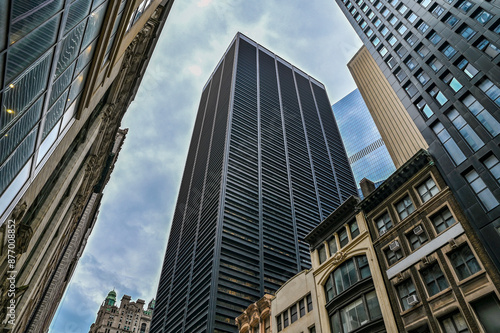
[332,88,396,189]
[235,294,273,333]
[89,291,154,333]
[0,0,175,331]
[347,46,428,168]
[151,33,357,333]
[335,0,500,271]
[360,149,500,332]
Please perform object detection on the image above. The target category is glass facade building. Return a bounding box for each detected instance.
[334,0,500,271]
[332,89,396,189]
[151,33,357,333]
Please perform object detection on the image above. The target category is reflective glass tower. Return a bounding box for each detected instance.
[332,89,396,190]
[334,0,500,271]
[151,33,357,333]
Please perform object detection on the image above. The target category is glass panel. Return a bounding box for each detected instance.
[0,98,43,165]
[0,1,7,50]
[37,119,61,165]
[472,294,500,333]
[10,0,64,44]
[2,51,52,131]
[0,158,32,215]
[55,20,87,78]
[43,91,68,139]
[6,14,60,82]
[81,2,109,50]
[0,127,37,195]
[49,63,75,106]
[64,0,92,34]
[68,65,90,104]
[76,40,97,74]
[61,97,79,133]
[366,291,382,319]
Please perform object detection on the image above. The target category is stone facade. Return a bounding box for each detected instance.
[360,149,500,332]
[89,291,154,333]
[236,294,273,333]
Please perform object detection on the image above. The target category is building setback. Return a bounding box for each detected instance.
[332,88,396,191]
[151,33,357,333]
[0,0,175,331]
[334,0,500,271]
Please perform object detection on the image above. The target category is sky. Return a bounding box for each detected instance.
[49,0,362,331]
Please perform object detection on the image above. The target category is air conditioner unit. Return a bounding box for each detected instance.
[379,229,388,236]
[407,295,419,306]
[389,240,400,251]
[413,225,424,235]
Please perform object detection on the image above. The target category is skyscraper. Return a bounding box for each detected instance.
[0,1,174,331]
[151,33,356,333]
[332,88,396,189]
[334,0,500,270]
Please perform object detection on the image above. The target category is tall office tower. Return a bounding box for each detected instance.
[332,88,396,190]
[347,46,428,168]
[0,0,174,331]
[334,0,500,270]
[151,33,357,333]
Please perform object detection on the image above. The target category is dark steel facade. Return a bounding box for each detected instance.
[335,0,500,270]
[151,33,356,333]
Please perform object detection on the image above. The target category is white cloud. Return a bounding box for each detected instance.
[197,0,212,7]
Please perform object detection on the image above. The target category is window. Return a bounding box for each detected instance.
[417,99,434,118]
[456,58,478,78]
[372,36,381,46]
[319,245,327,264]
[417,44,430,58]
[417,71,431,85]
[417,21,430,33]
[429,86,448,106]
[382,8,390,17]
[360,20,367,29]
[290,304,298,323]
[406,33,418,46]
[479,79,500,106]
[397,24,408,35]
[379,46,388,57]
[398,4,408,14]
[406,57,417,71]
[476,38,500,58]
[405,82,418,98]
[328,256,371,296]
[375,212,393,235]
[442,44,457,59]
[457,0,474,13]
[431,5,445,17]
[349,220,360,239]
[299,299,306,317]
[396,44,408,58]
[462,94,500,136]
[277,314,282,331]
[428,57,443,72]
[475,9,493,24]
[339,228,349,247]
[442,73,462,92]
[439,311,470,333]
[471,294,500,333]
[395,67,407,82]
[428,31,442,45]
[407,226,428,250]
[365,28,374,37]
[419,0,431,8]
[464,169,499,211]
[397,279,417,311]
[385,242,403,265]
[389,16,398,25]
[330,291,382,333]
[417,177,439,202]
[387,56,397,69]
[459,25,476,40]
[431,207,456,233]
[444,13,459,27]
[421,262,449,296]
[375,1,382,10]
[329,237,338,256]
[407,12,418,23]
[307,294,313,312]
[264,317,271,333]
[388,35,398,46]
[484,155,500,183]
[446,109,484,151]
[396,195,415,220]
[373,18,381,27]
[449,244,481,280]
[380,26,389,36]
[309,326,316,333]
[283,310,289,328]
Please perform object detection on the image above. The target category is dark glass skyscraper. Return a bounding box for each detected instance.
[151,33,356,333]
[335,0,500,270]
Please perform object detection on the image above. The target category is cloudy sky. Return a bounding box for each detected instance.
[50,0,362,331]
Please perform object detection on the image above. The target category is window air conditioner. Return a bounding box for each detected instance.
[407,294,419,306]
[413,225,424,235]
[389,240,400,251]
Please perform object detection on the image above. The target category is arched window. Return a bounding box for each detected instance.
[140,323,147,333]
[324,255,371,302]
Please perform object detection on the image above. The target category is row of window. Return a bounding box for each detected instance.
[317,219,360,264]
[396,243,481,311]
[276,294,313,331]
[324,255,371,302]
[329,290,382,333]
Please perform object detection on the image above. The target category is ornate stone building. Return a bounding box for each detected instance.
[360,149,500,332]
[235,294,273,333]
[0,0,175,331]
[89,291,154,333]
